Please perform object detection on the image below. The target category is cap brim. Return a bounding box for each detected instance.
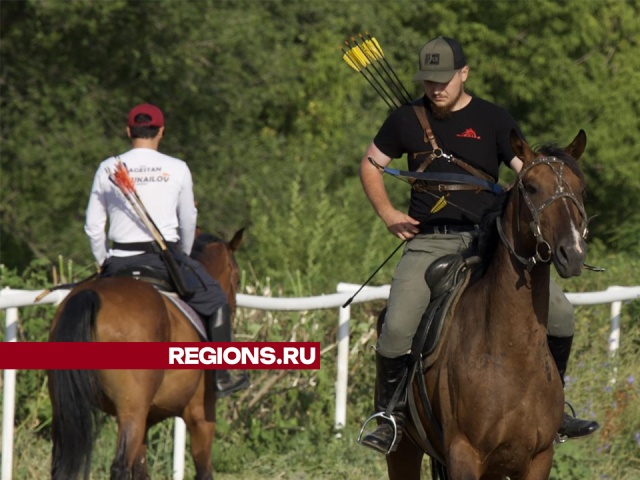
[412,69,456,83]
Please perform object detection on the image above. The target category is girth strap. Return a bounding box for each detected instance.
[406,360,446,465]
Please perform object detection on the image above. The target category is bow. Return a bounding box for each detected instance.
[368,157,503,195]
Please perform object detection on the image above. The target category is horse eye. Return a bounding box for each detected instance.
[524,184,537,195]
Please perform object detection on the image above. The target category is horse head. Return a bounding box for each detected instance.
[191,228,244,311]
[509,130,588,277]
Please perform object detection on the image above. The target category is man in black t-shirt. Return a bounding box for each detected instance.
[359,36,598,454]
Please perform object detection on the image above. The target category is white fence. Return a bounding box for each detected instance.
[1,284,639,480]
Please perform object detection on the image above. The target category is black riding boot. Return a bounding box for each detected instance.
[361,353,409,454]
[548,335,600,439]
[208,304,250,398]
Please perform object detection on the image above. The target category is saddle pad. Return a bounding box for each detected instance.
[160,292,208,341]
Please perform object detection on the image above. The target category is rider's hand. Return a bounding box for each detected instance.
[381,209,420,241]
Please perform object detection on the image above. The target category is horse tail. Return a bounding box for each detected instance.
[49,289,103,480]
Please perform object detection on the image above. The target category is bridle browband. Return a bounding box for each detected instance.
[496,156,588,272]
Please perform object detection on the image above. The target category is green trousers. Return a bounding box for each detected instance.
[377,233,575,358]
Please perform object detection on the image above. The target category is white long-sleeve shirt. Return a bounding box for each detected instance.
[85,148,198,265]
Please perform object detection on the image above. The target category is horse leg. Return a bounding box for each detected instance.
[99,367,162,480]
[184,373,217,480]
[386,434,424,480]
[520,447,553,480]
[447,436,482,480]
[110,410,150,480]
[131,432,150,480]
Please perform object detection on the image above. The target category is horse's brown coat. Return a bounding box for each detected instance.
[48,230,244,480]
[385,133,588,480]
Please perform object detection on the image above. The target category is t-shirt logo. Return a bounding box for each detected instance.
[456,128,481,140]
[424,53,440,65]
[125,165,172,185]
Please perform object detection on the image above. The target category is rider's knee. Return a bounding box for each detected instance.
[548,292,575,337]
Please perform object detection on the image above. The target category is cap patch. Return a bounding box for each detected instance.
[425,53,440,65]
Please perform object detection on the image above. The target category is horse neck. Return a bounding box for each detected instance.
[476,197,551,344]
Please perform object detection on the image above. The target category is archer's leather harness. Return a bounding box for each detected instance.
[411,105,498,193]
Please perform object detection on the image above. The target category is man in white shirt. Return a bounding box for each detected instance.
[85,103,248,397]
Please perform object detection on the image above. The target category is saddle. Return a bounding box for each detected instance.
[401,254,480,464]
[113,265,208,340]
[410,254,480,362]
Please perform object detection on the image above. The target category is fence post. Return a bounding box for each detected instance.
[608,286,623,385]
[2,307,18,480]
[334,304,350,434]
[173,417,187,480]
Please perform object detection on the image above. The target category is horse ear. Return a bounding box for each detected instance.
[510,129,534,163]
[228,228,245,253]
[565,130,587,160]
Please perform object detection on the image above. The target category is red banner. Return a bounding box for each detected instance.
[0,342,320,369]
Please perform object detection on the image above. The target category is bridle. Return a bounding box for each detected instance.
[496,156,588,271]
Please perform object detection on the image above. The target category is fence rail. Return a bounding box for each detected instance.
[2,284,639,480]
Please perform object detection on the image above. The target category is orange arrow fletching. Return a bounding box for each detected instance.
[113,161,136,194]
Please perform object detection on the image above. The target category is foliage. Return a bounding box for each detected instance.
[1,1,639,479]
[2,0,639,278]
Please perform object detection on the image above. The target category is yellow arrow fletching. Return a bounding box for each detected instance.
[371,37,384,57]
[346,49,364,69]
[342,52,360,72]
[363,40,382,60]
[430,196,447,213]
[352,46,370,68]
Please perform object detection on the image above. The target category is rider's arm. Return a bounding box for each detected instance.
[360,142,419,241]
[177,165,198,256]
[509,156,523,173]
[84,168,109,266]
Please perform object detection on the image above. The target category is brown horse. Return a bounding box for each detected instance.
[47,229,244,480]
[385,132,588,480]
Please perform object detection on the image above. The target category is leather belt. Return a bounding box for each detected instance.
[414,184,484,192]
[421,225,479,235]
[112,241,178,253]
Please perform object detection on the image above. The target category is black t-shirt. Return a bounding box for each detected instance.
[374,96,523,230]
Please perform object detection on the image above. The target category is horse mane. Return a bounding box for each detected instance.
[536,144,584,184]
[470,145,584,275]
[470,189,510,275]
[191,233,226,257]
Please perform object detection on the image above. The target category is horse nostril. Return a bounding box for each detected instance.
[557,245,569,265]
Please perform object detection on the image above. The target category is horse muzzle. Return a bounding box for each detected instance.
[553,238,587,278]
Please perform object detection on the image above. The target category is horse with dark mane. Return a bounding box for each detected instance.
[48,229,244,480]
[385,131,589,480]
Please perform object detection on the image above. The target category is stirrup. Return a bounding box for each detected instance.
[358,411,398,455]
[555,401,578,444]
[555,433,568,444]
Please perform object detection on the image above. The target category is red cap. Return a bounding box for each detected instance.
[127,103,164,127]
